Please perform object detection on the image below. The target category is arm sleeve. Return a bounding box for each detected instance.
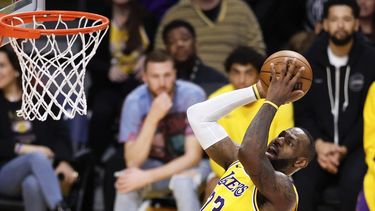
[184,87,207,136]
[187,86,258,149]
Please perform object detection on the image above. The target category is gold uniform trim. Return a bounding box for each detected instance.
[252,184,299,211]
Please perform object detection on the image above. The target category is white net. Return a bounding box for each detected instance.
[7,14,108,121]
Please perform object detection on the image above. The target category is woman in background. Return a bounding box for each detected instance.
[87,0,149,210]
[0,45,76,211]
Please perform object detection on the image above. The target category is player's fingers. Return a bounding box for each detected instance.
[288,90,304,103]
[288,66,304,88]
[280,58,288,80]
[270,63,277,82]
[288,58,297,72]
[285,58,296,81]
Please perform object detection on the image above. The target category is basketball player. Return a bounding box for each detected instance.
[187,61,315,210]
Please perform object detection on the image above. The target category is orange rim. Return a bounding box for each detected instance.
[0,10,109,39]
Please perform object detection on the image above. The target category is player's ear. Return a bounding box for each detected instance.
[294,157,308,169]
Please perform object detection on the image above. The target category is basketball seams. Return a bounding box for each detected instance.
[260,51,313,99]
[263,56,311,70]
[259,77,269,88]
[259,70,312,81]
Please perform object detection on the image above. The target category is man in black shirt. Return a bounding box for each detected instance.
[162,20,228,95]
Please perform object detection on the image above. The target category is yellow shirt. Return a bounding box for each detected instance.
[364,82,375,211]
[209,85,294,176]
[110,23,149,74]
[202,161,298,211]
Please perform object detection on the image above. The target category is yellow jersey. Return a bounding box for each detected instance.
[209,85,294,176]
[202,161,298,211]
[364,82,375,211]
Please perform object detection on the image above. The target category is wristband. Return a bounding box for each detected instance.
[252,84,261,99]
[264,100,279,110]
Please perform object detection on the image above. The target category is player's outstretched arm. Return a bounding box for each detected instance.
[238,61,304,210]
[187,85,261,170]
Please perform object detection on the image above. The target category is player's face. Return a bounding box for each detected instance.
[357,0,375,18]
[228,63,259,89]
[143,60,176,96]
[0,52,19,90]
[266,128,309,173]
[165,27,195,62]
[323,5,359,46]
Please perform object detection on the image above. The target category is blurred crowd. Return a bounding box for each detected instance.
[0,0,375,211]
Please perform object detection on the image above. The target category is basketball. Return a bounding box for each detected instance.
[259,50,313,98]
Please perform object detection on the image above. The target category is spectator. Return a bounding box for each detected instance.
[88,0,147,162]
[0,46,74,211]
[86,1,149,209]
[154,0,266,73]
[162,19,228,95]
[357,82,375,211]
[206,46,294,197]
[293,1,375,210]
[114,50,208,211]
[357,0,375,45]
[305,0,329,33]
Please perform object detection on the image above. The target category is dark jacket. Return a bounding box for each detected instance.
[0,93,73,168]
[294,32,375,155]
[177,58,228,96]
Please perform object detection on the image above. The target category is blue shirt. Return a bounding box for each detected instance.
[119,80,205,162]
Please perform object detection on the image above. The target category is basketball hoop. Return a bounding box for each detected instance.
[0,11,109,121]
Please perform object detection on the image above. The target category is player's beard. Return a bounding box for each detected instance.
[270,157,297,173]
[329,32,353,46]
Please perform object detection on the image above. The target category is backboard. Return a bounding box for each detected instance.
[0,0,45,46]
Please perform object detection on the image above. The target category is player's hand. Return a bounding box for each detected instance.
[256,80,267,98]
[55,161,79,185]
[265,58,305,106]
[108,65,128,83]
[149,92,173,121]
[115,168,152,193]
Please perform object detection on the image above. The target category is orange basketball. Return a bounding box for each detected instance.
[260,50,313,99]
